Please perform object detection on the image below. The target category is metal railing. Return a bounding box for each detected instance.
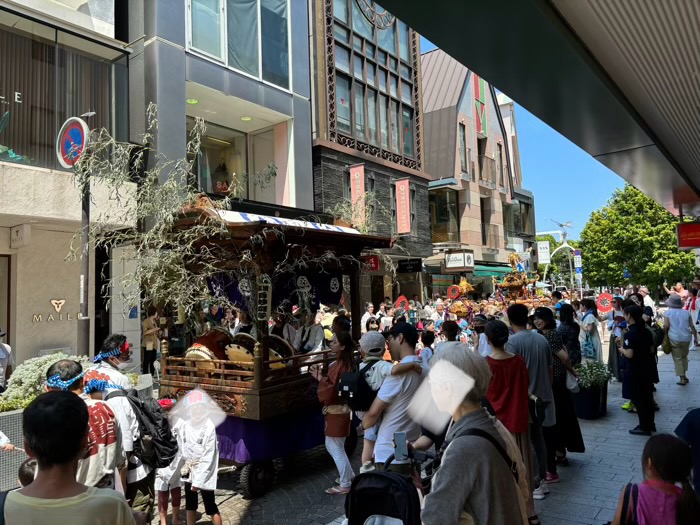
[478,155,496,189]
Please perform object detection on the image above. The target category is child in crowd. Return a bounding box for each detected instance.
[610,433,700,525]
[156,419,185,525]
[418,330,436,368]
[357,332,421,470]
[179,391,222,525]
[3,391,140,525]
[18,458,37,488]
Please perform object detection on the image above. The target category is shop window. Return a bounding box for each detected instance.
[191,0,224,58]
[429,189,459,243]
[0,19,126,170]
[250,128,277,203]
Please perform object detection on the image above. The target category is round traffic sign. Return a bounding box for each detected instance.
[56,117,90,169]
[597,292,613,314]
[447,285,461,300]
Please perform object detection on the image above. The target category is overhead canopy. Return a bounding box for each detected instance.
[378,0,700,215]
[473,264,512,277]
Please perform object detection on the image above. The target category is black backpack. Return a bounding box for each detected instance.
[338,360,379,411]
[106,389,178,469]
[345,470,421,525]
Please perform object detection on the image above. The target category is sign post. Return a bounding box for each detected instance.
[57,117,90,357]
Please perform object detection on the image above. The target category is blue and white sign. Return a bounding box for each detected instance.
[575,267,583,274]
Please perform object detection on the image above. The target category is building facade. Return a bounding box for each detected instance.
[421,48,536,297]
[309,0,432,305]
[0,1,132,364]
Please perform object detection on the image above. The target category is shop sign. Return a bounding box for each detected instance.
[395,178,411,234]
[362,254,381,272]
[32,299,82,323]
[677,223,700,249]
[10,224,31,249]
[397,258,422,273]
[445,251,474,269]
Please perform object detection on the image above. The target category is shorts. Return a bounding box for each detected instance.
[356,410,380,442]
[184,482,219,516]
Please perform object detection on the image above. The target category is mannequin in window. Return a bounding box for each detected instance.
[213,159,229,194]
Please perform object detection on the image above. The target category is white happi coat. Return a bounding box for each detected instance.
[180,418,219,491]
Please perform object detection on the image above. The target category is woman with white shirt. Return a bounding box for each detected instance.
[605,297,625,380]
[579,299,603,363]
[293,310,325,354]
[664,294,698,386]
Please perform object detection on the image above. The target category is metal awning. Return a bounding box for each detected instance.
[428,178,460,190]
[473,264,512,277]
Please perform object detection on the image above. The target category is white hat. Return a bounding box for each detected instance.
[360,331,386,355]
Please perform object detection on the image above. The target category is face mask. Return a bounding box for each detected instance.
[116,360,131,370]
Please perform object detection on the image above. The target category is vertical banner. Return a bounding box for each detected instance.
[395,178,411,235]
[349,163,365,227]
[537,241,551,264]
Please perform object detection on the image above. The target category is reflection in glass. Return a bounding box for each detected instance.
[336,75,352,133]
[261,0,289,88]
[192,0,223,57]
[227,0,259,76]
[351,0,374,40]
[390,100,399,153]
[368,89,378,145]
[402,107,414,156]
[333,0,348,23]
[355,86,366,137]
[335,45,350,73]
[354,54,364,80]
[377,23,396,55]
[398,20,409,62]
[379,94,389,149]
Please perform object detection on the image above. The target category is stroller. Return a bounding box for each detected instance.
[344,449,435,525]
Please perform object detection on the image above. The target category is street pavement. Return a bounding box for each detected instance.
[169,341,700,525]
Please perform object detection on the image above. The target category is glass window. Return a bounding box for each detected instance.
[261,0,289,88]
[402,107,414,156]
[398,20,410,62]
[354,54,364,80]
[351,0,374,40]
[459,123,467,172]
[378,69,387,92]
[334,24,350,44]
[228,0,259,76]
[191,0,223,58]
[367,89,378,145]
[401,81,411,104]
[335,45,350,73]
[429,189,460,243]
[390,100,399,152]
[400,63,411,81]
[377,23,396,55]
[377,49,387,66]
[250,128,277,203]
[390,75,398,98]
[367,65,376,86]
[389,57,398,72]
[333,0,348,23]
[353,37,363,53]
[497,143,504,185]
[336,75,352,134]
[366,42,376,60]
[379,94,389,149]
[355,86,366,138]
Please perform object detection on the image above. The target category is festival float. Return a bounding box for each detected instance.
[158,201,392,497]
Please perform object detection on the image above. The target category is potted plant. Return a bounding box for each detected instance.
[572,361,612,420]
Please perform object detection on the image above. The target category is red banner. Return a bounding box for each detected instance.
[677,222,700,249]
[395,179,411,235]
[349,164,365,227]
[363,255,380,272]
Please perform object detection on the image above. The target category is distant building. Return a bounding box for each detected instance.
[421,49,536,297]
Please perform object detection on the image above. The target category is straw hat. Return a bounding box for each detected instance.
[666,294,683,309]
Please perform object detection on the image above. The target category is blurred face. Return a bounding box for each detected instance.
[533,316,545,331]
[436,304,444,314]
[329,335,343,356]
[189,403,209,424]
[211,305,219,315]
[613,299,622,310]
[676,282,683,291]
[368,305,374,313]
[386,333,402,360]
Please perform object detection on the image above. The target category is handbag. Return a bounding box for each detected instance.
[662,332,672,355]
[565,370,580,393]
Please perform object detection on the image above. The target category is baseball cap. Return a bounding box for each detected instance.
[360,331,386,355]
[0,328,5,338]
[385,322,419,346]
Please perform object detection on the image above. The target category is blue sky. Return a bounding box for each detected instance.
[420,38,624,239]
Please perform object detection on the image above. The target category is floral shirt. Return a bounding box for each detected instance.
[541,329,567,382]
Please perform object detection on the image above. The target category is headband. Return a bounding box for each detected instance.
[83,378,123,394]
[93,341,131,363]
[46,371,85,391]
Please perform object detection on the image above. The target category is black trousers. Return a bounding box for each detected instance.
[184,482,219,515]
[543,425,558,474]
[631,379,655,431]
[142,348,157,375]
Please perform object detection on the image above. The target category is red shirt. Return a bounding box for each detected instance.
[485,355,529,433]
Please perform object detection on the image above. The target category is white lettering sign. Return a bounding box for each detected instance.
[537,241,551,265]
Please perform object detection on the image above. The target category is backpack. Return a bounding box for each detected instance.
[648,323,664,349]
[105,389,178,469]
[337,360,380,411]
[345,470,422,525]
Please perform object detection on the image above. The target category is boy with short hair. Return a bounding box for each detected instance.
[18,459,37,488]
[3,391,139,525]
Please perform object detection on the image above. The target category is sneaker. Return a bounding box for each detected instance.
[532,485,546,500]
[359,461,375,474]
[628,426,652,436]
[545,472,560,483]
[621,401,632,410]
[540,480,550,494]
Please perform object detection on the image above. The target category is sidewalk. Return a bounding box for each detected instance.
[174,347,700,525]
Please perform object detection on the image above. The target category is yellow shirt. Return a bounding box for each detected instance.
[4,486,136,525]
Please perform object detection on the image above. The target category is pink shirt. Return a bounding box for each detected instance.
[637,480,681,525]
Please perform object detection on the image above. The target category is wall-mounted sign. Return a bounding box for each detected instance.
[56,117,90,169]
[677,223,700,249]
[537,241,551,264]
[32,300,81,322]
[397,258,422,273]
[10,224,31,249]
[445,251,475,269]
[395,179,411,235]
[349,163,365,227]
[362,255,381,272]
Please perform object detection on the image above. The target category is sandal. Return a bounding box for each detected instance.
[678,379,689,386]
[325,485,350,495]
[528,516,541,525]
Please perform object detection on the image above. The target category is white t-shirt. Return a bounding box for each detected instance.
[374,355,426,463]
[362,358,394,391]
[665,308,693,342]
[477,333,492,357]
[0,343,13,388]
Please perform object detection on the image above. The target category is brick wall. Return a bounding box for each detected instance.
[313,146,432,258]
